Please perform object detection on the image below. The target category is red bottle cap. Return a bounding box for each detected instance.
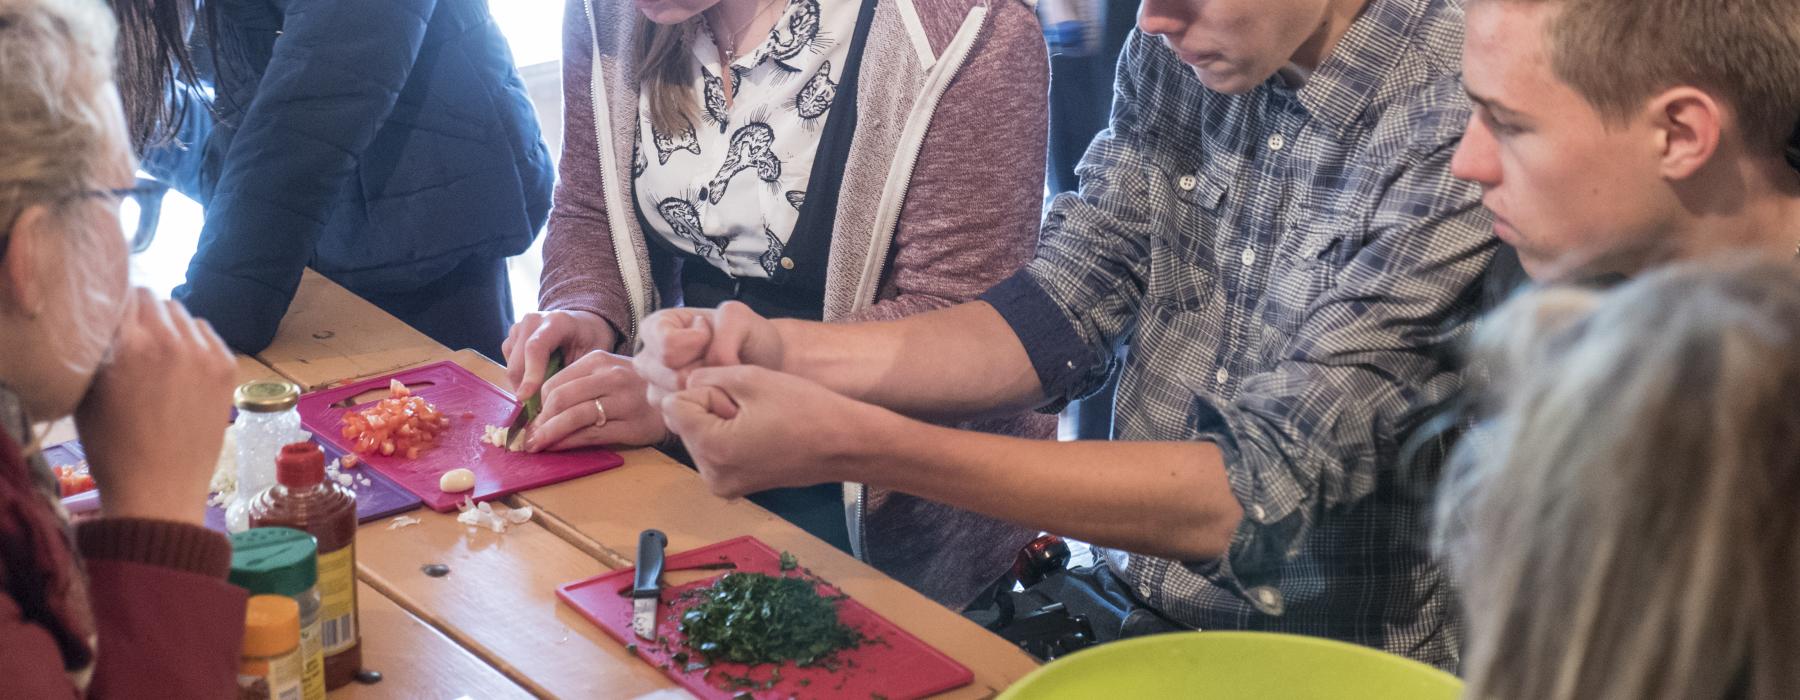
[276,442,325,488]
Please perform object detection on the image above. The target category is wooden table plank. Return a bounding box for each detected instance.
[258,269,451,391]
[331,580,533,700]
[355,505,675,699]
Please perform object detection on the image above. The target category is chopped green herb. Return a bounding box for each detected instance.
[624,643,637,655]
[779,551,799,571]
[799,679,812,688]
[679,571,863,667]
[872,694,889,700]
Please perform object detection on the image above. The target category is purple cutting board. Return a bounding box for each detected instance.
[51,438,423,532]
[295,361,625,512]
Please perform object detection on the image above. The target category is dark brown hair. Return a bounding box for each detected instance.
[107,0,199,151]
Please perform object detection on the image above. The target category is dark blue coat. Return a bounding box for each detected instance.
[171,0,553,353]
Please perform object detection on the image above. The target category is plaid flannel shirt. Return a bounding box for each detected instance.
[980,0,1496,669]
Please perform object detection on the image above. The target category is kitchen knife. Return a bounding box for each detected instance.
[632,529,668,641]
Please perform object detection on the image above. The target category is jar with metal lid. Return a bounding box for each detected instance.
[227,380,307,532]
[239,595,305,700]
[230,527,326,700]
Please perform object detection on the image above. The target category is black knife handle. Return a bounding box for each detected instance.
[633,529,667,597]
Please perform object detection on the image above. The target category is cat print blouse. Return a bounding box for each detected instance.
[634,0,855,279]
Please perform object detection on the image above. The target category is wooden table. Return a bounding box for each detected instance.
[236,271,1040,698]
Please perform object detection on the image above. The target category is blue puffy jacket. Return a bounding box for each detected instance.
[171,0,553,353]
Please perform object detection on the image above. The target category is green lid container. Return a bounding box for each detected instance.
[229,527,319,596]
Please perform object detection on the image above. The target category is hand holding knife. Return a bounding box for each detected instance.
[504,348,566,450]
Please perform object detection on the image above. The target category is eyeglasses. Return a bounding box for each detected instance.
[73,180,169,254]
[0,180,170,263]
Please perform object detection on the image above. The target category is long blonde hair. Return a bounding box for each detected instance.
[1440,257,1800,700]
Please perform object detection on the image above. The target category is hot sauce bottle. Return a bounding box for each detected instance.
[249,442,361,689]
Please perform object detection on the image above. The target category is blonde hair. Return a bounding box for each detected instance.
[1482,0,1800,155]
[1440,257,1800,700]
[0,0,119,222]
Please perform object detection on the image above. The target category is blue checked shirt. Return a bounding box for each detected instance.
[980,0,1496,669]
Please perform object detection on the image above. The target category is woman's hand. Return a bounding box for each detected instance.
[525,349,669,452]
[503,310,619,401]
[75,289,237,526]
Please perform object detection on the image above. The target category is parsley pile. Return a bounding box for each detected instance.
[679,570,864,667]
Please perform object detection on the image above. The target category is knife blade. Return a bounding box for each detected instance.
[632,529,668,641]
[505,348,566,449]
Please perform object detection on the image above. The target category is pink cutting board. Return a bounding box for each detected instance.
[557,536,975,700]
[297,361,625,511]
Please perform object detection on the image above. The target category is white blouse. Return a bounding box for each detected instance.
[633,0,856,279]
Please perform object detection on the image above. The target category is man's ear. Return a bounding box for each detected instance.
[1646,86,1724,181]
[2,204,49,318]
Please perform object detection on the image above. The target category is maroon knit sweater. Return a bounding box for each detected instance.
[0,396,244,698]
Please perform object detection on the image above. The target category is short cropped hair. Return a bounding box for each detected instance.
[1492,0,1800,155]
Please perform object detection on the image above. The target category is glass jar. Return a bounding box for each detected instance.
[227,380,307,533]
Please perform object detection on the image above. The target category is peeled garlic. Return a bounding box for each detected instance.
[439,468,475,493]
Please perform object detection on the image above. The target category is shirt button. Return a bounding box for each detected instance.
[779,257,795,270]
[1250,504,1266,521]
[1177,174,1198,191]
[1267,133,1286,151]
[1250,586,1284,615]
[1065,359,1078,369]
[1241,248,1256,266]
[1215,368,1230,384]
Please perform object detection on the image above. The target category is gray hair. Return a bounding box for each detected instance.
[0,0,119,225]
[1440,257,1800,700]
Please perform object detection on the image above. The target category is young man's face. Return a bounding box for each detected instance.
[1138,0,1339,94]
[1452,1,1676,280]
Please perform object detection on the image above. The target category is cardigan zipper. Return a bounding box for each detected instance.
[583,0,647,344]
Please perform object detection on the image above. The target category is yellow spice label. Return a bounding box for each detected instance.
[317,544,358,656]
[298,617,325,700]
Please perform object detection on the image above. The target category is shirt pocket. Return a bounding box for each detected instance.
[1145,167,1227,312]
[1255,215,1351,351]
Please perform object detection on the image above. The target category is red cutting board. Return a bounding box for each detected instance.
[557,537,975,700]
[296,361,625,511]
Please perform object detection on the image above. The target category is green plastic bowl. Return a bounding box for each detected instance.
[998,631,1464,700]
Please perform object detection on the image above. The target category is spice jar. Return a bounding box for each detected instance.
[230,527,326,700]
[239,595,305,700]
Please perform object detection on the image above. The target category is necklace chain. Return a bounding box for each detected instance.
[708,0,782,62]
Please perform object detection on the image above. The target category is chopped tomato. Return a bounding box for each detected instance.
[341,381,449,459]
[54,464,96,498]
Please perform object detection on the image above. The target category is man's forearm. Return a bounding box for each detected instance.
[771,302,1047,420]
[828,407,1244,562]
